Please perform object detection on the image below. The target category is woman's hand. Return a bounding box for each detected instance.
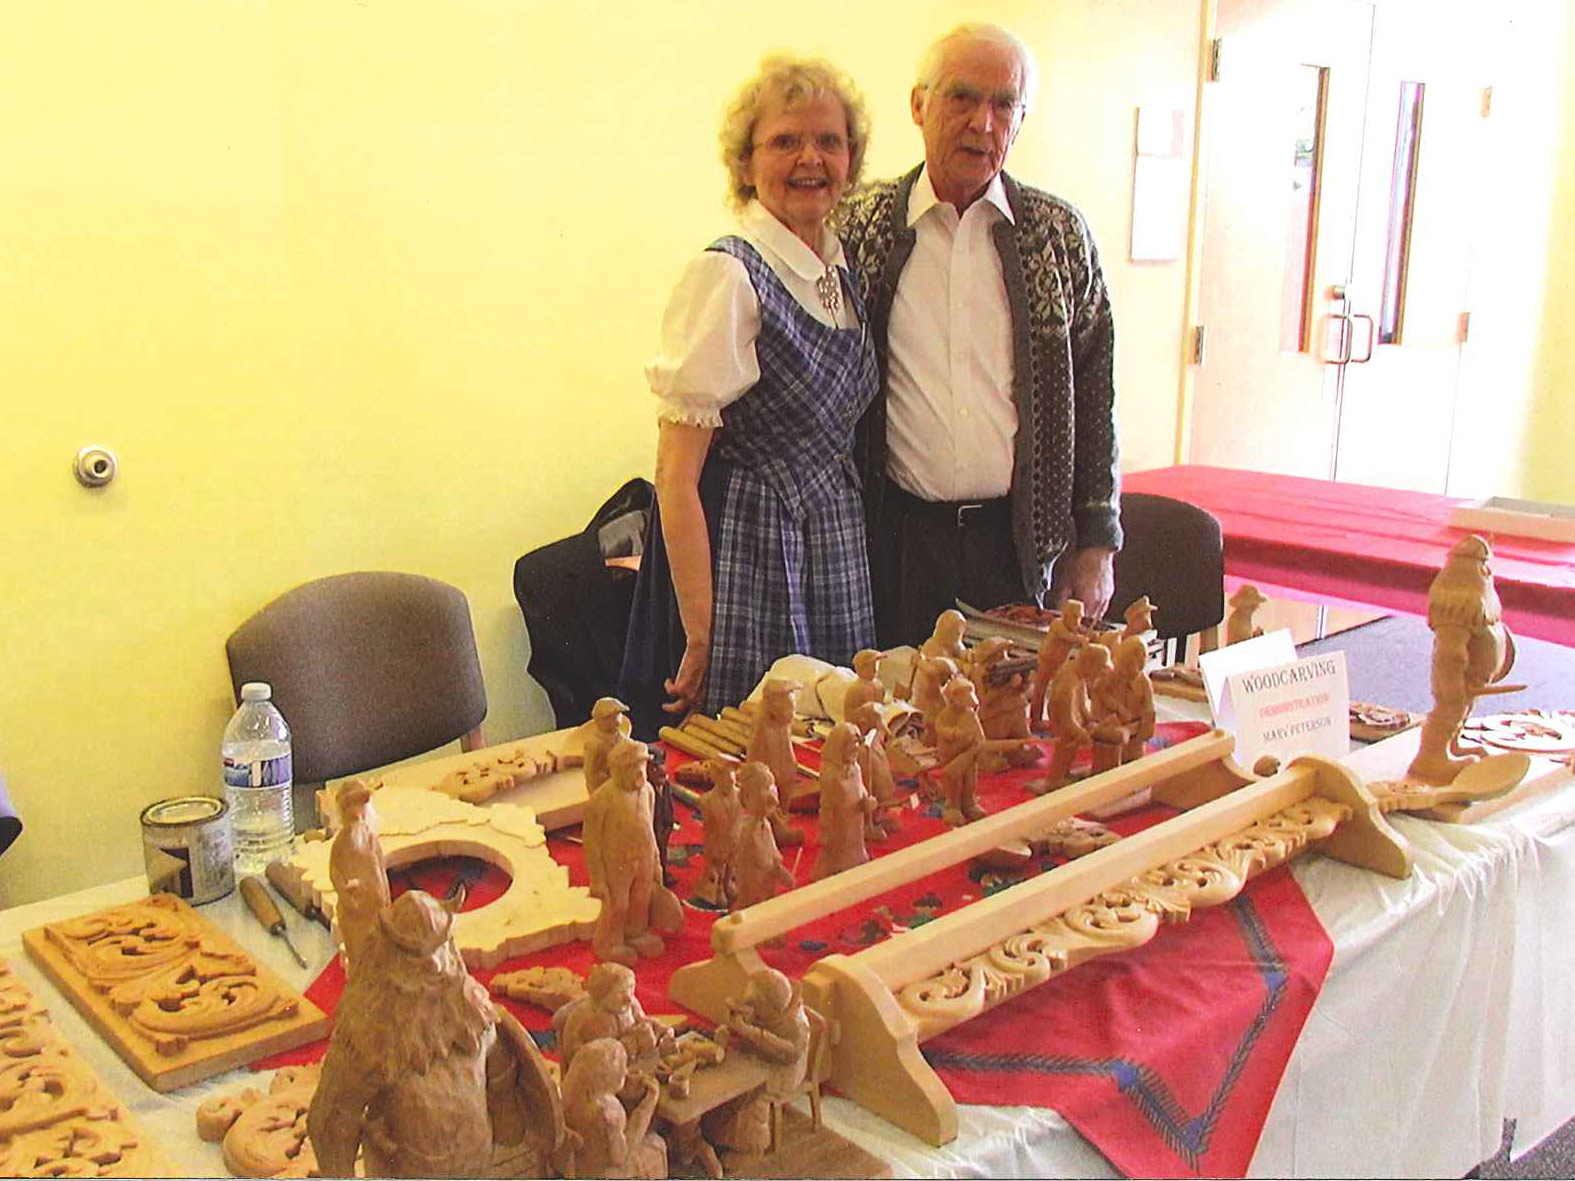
[663,636,710,714]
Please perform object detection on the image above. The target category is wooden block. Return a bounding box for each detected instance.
[0,959,169,1175]
[21,895,328,1093]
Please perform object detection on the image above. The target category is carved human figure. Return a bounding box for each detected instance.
[848,701,899,839]
[582,738,684,965]
[702,968,812,1157]
[933,675,1013,826]
[1407,534,1518,784]
[1030,599,1090,731]
[307,891,564,1178]
[969,636,1037,770]
[1225,585,1267,646]
[1088,635,1156,772]
[811,723,875,880]
[328,779,390,975]
[583,697,632,797]
[842,649,888,724]
[694,758,742,908]
[911,654,959,746]
[560,1039,666,1180]
[1121,595,1155,641]
[732,762,795,910]
[1032,641,1112,794]
[553,963,675,1079]
[742,679,805,847]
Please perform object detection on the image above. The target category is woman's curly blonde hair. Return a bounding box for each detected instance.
[719,54,871,213]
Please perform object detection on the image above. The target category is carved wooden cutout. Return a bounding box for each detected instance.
[22,896,327,1093]
[197,1065,320,1177]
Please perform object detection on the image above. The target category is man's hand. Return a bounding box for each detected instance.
[1060,547,1116,623]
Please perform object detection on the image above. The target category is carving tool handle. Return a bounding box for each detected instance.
[240,876,309,968]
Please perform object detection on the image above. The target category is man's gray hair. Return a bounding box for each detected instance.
[915,23,1040,112]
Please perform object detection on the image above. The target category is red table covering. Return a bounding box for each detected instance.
[262,723,1333,1178]
[1123,465,1575,646]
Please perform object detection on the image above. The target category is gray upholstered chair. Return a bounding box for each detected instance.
[0,769,21,860]
[225,572,488,825]
[1107,492,1226,658]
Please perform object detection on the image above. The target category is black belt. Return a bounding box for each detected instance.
[887,483,1011,528]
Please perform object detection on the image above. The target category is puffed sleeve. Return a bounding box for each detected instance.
[645,252,762,428]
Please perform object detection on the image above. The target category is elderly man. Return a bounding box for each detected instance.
[841,23,1121,648]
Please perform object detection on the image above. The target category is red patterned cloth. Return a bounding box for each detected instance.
[260,720,1331,1177]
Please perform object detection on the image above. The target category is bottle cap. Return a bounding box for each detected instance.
[240,682,273,702]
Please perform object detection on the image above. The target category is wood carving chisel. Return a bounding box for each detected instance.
[240,876,310,969]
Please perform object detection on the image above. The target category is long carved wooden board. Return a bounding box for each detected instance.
[22,894,328,1093]
[0,958,168,1175]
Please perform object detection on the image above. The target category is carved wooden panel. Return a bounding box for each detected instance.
[897,797,1349,1040]
[197,1064,320,1178]
[21,894,328,1092]
[0,959,167,1176]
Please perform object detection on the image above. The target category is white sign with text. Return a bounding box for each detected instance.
[1224,651,1350,769]
[1197,629,1298,724]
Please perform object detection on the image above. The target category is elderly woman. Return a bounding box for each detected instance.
[619,57,878,731]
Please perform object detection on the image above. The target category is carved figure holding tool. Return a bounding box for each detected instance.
[1225,585,1267,646]
[584,697,633,796]
[933,675,1019,826]
[583,738,685,965]
[812,723,876,880]
[1030,599,1091,731]
[1408,535,1522,785]
[703,968,812,1157]
[555,962,675,1079]
[560,1038,667,1179]
[307,890,563,1178]
[909,611,967,715]
[1121,595,1155,641]
[842,648,889,723]
[328,779,389,975]
[742,678,806,847]
[848,700,900,838]
[732,762,795,910]
[1031,641,1111,794]
[1088,635,1155,773]
[969,636,1038,770]
[695,758,742,908]
[910,654,960,747]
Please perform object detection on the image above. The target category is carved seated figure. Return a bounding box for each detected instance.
[1088,635,1156,773]
[560,1038,666,1180]
[554,963,675,1081]
[701,969,811,1158]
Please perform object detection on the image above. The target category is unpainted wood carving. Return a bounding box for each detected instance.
[197,1064,321,1177]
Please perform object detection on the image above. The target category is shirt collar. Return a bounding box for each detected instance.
[907,166,1016,226]
[741,200,848,279]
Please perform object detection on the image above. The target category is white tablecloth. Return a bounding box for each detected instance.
[4,743,1572,1177]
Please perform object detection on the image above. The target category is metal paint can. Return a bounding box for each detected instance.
[140,795,235,904]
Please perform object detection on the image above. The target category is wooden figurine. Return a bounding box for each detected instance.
[968,636,1038,770]
[1225,585,1268,646]
[1030,599,1091,732]
[732,762,795,910]
[306,890,564,1178]
[694,758,742,909]
[1088,635,1157,773]
[812,723,875,880]
[1121,595,1156,640]
[554,963,675,1082]
[328,779,389,975]
[842,649,888,724]
[848,701,899,839]
[932,676,1017,827]
[742,679,806,847]
[702,968,812,1158]
[560,1038,667,1179]
[648,745,676,887]
[1031,641,1112,794]
[1407,534,1520,784]
[582,738,685,965]
[910,655,959,747]
[584,697,632,795]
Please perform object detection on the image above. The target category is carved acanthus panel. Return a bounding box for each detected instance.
[22,895,327,1092]
[197,1064,321,1178]
[0,959,166,1176]
[899,797,1350,1040]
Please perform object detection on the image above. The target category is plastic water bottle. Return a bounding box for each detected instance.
[222,682,294,874]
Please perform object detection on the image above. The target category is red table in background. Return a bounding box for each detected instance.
[1122,465,1575,648]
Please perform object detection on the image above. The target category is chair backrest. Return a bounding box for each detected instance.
[1108,492,1226,641]
[0,770,20,860]
[225,572,488,784]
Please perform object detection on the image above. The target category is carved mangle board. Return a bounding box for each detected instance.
[22,894,328,1093]
[0,958,168,1175]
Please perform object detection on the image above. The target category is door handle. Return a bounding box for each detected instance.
[1326,312,1354,364]
[1349,313,1376,363]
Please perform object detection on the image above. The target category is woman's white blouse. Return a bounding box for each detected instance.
[646,201,858,428]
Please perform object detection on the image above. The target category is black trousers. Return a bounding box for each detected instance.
[870,484,1026,649]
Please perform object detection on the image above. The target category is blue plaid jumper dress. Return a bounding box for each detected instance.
[619,236,879,731]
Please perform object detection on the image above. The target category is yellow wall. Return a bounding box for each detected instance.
[0,1,1203,905]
